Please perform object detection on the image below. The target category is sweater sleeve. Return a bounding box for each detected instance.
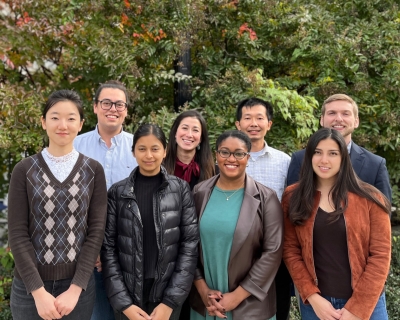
[344,199,391,319]
[8,160,44,293]
[71,161,107,290]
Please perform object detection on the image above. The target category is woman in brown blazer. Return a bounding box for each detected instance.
[190,130,283,320]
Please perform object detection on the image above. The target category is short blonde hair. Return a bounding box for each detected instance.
[321,94,358,117]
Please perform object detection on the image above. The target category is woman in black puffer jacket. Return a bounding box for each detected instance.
[101,123,199,320]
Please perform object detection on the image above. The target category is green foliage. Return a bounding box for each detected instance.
[0,248,13,320]
[386,235,400,319]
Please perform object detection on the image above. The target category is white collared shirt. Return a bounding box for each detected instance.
[74,125,138,190]
[246,141,291,201]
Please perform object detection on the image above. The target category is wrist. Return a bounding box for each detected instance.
[234,286,250,303]
[31,286,46,298]
[69,284,82,295]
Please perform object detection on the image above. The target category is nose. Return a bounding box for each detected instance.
[227,153,236,161]
[335,113,343,121]
[320,154,329,163]
[109,103,118,111]
[145,149,153,158]
[250,118,258,126]
[58,119,67,129]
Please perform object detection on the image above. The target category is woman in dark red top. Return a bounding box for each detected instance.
[164,110,215,190]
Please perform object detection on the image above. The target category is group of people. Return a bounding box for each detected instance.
[7,80,392,320]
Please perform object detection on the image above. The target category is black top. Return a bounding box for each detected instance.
[134,170,162,279]
[313,207,352,299]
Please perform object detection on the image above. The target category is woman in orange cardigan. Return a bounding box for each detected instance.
[282,128,391,320]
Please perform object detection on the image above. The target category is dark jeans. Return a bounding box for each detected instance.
[114,302,182,320]
[10,274,95,320]
[91,268,115,320]
[299,292,388,320]
[275,260,292,320]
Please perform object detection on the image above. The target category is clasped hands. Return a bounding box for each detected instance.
[200,286,249,319]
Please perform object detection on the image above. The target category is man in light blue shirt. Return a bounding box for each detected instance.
[74,80,137,320]
[235,97,291,320]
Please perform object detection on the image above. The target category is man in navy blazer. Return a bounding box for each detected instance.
[287,93,391,202]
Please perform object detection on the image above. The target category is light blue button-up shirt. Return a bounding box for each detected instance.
[74,125,138,190]
[246,141,291,201]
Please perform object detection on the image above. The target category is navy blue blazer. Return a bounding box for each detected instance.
[286,142,392,202]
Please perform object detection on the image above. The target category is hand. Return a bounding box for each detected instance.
[123,304,152,320]
[94,255,102,272]
[219,286,250,312]
[194,279,225,318]
[150,303,173,320]
[307,293,342,320]
[31,287,62,320]
[54,284,82,316]
[338,308,362,320]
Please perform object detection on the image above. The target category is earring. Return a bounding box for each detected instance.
[197,144,200,151]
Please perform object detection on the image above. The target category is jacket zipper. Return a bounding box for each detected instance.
[152,185,167,301]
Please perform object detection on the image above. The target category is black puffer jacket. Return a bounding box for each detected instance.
[101,166,199,312]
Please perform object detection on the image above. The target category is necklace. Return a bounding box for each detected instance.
[218,182,244,201]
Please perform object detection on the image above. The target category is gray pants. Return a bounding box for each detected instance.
[10,274,95,320]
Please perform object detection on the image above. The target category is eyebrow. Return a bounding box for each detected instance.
[49,111,78,115]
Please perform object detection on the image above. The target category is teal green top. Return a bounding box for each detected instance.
[191,186,243,320]
[190,186,277,320]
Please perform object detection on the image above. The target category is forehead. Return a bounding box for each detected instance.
[136,134,164,146]
[316,138,340,150]
[178,116,201,128]
[219,137,247,149]
[98,88,126,101]
[241,105,268,117]
[47,100,80,114]
[324,100,355,115]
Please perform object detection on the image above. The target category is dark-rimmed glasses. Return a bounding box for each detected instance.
[98,99,128,111]
[216,150,249,160]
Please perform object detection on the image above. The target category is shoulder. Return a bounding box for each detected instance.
[193,175,218,193]
[120,130,133,138]
[268,145,291,160]
[281,183,299,203]
[291,149,305,160]
[352,143,385,164]
[12,155,38,174]
[78,154,104,172]
[74,130,96,143]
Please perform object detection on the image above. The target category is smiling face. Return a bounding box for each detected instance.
[216,137,250,181]
[41,100,84,151]
[312,138,342,184]
[175,116,202,153]
[235,104,272,144]
[320,100,359,144]
[94,87,128,136]
[133,134,166,176]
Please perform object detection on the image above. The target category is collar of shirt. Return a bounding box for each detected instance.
[347,140,352,154]
[249,141,270,160]
[94,124,123,147]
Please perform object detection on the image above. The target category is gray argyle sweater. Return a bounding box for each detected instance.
[8,152,107,293]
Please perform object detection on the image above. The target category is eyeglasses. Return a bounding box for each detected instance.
[98,99,128,111]
[216,150,249,160]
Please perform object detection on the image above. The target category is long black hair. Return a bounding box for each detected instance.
[289,128,390,225]
[164,110,215,182]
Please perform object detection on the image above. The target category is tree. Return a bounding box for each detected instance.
[1,0,400,210]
